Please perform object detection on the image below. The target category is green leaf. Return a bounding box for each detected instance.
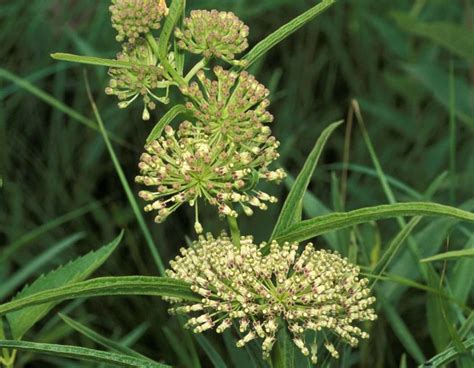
[194,334,228,368]
[6,232,123,339]
[420,249,474,263]
[271,120,343,239]
[58,313,155,363]
[0,201,100,264]
[0,276,198,316]
[0,233,84,300]
[273,327,295,368]
[0,340,168,367]
[392,12,474,61]
[425,337,474,367]
[240,0,336,69]
[380,299,426,364]
[372,217,421,280]
[146,104,188,143]
[50,53,136,69]
[153,0,186,85]
[274,202,474,243]
[85,78,166,275]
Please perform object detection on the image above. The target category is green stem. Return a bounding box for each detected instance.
[227,216,241,248]
[145,33,187,87]
[184,58,208,83]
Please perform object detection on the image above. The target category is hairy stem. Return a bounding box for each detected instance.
[227,216,241,248]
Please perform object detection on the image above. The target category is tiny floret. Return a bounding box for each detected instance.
[183,66,274,145]
[110,0,168,43]
[105,39,171,120]
[166,234,377,360]
[175,10,249,64]
[136,123,283,231]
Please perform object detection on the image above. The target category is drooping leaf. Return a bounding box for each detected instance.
[275,202,474,243]
[0,340,168,367]
[0,276,198,316]
[6,232,122,339]
[271,120,343,239]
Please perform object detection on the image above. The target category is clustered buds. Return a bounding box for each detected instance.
[136,123,285,232]
[175,10,249,65]
[110,0,169,43]
[105,39,170,120]
[183,66,274,144]
[166,233,377,363]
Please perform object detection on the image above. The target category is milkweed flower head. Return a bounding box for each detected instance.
[175,10,249,65]
[105,39,171,120]
[110,0,169,43]
[182,67,274,145]
[166,233,377,362]
[136,124,285,233]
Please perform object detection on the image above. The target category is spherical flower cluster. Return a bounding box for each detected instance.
[105,39,169,120]
[182,66,274,145]
[110,0,169,43]
[166,233,377,362]
[136,123,285,233]
[175,10,249,64]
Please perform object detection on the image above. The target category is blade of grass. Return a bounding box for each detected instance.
[58,314,155,363]
[0,340,167,367]
[0,68,129,148]
[448,61,456,204]
[0,233,85,300]
[50,53,137,69]
[420,249,474,263]
[0,202,100,264]
[84,72,165,276]
[194,334,228,368]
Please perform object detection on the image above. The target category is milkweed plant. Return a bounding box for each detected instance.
[1,0,473,367]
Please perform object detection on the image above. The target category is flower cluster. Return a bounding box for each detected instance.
[110,0,169,43]
[105,39,171,120]
[136,123,285,233]
[167,233,377,363]
[182,66,274,145]
[175,10,249,64]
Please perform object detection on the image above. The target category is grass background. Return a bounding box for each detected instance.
[0,0,473,367]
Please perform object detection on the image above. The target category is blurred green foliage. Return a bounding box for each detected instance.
[0,0,473,367]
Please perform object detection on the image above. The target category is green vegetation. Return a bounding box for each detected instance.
[0,0,473,367]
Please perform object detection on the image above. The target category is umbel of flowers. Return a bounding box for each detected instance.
[166,233,377,363]
[135,121,284,233]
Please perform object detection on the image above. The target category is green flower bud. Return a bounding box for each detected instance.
[175,10,249,64]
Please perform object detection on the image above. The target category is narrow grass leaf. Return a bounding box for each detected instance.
[271,120,343,239]
[0,68,127,147]
[85,76,166,275]
[392,12,474,61]
[275,202,474,243]
[0,276,198,316]
[421,249,474,263]
[58,314,155,363]
[424,337,474,367]
[0,340,167,367]
[194,334,228,368]
[6,232,122,339]
[50,53,137,69]
[381,299,426,364]
[0,201,100,263]
[0,233,85,300]
[146,104,188,143]
[372,217,421,283]
[240,0,336,69]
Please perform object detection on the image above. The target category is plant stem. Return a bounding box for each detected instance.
[184,58,207,83]
[227,216,241,248]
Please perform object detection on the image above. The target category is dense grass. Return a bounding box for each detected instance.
[0,0,473,367]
